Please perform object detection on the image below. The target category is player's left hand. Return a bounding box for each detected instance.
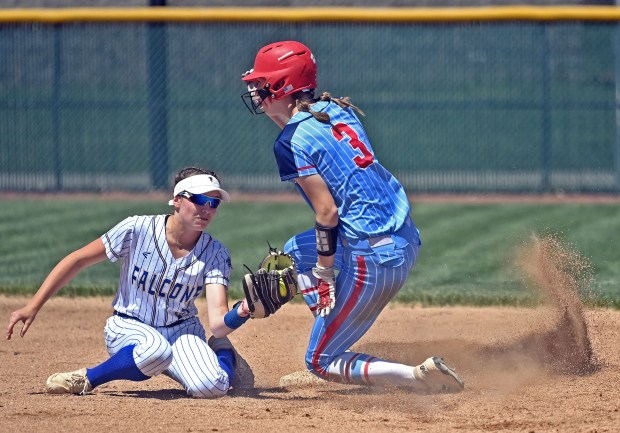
[312,265,336,317]
[6,306,37,340]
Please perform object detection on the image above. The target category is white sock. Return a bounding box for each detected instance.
[324,352,414,387]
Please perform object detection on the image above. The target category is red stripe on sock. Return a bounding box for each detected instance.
[363,356,376,384]
[344,353,362,384]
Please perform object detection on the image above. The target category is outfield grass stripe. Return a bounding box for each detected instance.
[1,199,618,307]
[399,203,610,303]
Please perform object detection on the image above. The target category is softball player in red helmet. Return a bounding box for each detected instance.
[242,40,464,392]
[6,167,255,397]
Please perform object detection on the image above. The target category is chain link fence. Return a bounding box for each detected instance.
[1,9,619,193]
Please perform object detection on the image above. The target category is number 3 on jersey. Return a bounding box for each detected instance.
[331,122,374,168]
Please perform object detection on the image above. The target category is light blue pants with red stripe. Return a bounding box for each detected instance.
[284,218,421,386]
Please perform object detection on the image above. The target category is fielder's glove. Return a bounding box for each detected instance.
[313,264,336,317]
[241,246,299,318]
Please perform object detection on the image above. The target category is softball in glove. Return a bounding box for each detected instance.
[241,246,298,318]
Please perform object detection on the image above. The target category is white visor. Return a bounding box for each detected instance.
[168,174,231,205]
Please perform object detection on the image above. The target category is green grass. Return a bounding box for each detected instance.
[1,198,618,308]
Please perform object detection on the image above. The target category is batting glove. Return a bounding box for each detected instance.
[312,264,336,317]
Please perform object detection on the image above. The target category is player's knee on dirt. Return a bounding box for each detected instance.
[186,384,228,399]
[134,341,173,377]
[305,351,331,379]
[185,373,229,399]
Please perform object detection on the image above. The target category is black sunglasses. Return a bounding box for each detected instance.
[179,191,222,209]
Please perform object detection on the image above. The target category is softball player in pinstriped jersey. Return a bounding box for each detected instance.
[6,167,254,397]
[242,41,464,392]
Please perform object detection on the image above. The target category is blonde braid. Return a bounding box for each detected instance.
[319,92,365,117]
[295,91,365,124]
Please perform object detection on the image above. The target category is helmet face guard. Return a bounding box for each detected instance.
[241,78,273,115]
[241,41,317,115]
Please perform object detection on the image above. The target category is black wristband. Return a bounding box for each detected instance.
[315,222,338,256]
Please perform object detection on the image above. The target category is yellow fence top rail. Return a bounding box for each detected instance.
[1,6,620,23]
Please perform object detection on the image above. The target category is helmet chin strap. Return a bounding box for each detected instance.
[256,87,273,101]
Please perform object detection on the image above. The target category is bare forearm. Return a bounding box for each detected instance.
[27,253,94,311]
[28,240,106,311]
[317,254,335,269]
[294,176,339,268]
[209,310,231,338]
[209,301,249,338]
[206,283,251,337]
[315,207,338,228]
[6,239,106,339]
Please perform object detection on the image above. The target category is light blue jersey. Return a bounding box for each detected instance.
[274,99,423,386]
[274,100,411,241]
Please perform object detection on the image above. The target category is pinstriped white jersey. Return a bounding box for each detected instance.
[101,215,231,327]
[273,100,411,240]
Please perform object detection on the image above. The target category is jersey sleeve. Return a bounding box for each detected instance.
[274,125,318,181]
[203,242,232,288]
[294,142,319,178]
[101,216,137,262]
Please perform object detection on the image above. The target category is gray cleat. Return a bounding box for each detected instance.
[413,357,465,393]
[208,336,255,391]
[46,367,93,395]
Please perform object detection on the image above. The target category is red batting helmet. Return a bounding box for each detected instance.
[241,41,317,113]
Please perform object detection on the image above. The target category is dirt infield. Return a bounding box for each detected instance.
[1,297,618,433]
[1,234,618,432]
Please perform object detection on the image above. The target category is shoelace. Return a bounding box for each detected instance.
[68,372,90,395]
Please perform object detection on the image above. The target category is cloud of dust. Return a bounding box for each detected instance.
[487,233,598,376]
[280,233,599,404]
